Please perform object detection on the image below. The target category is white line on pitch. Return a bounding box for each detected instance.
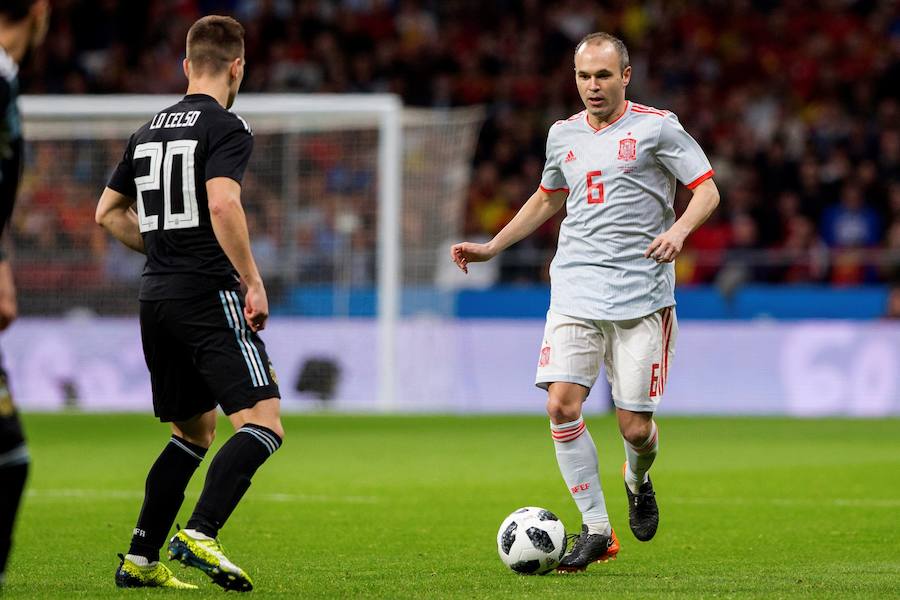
[26,489,379,504]
[668,496,900,508]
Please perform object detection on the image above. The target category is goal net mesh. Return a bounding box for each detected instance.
[13,99,484,320]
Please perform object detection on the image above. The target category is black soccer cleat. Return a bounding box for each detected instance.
[625,473,660,541]
[556,525,619,573]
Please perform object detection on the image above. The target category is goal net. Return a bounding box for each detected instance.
[11,94,484,411]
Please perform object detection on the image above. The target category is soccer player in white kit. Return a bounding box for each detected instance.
[451,32,720,572]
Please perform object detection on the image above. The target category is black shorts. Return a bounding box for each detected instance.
[0,366,26,455]
[140,290,280,422]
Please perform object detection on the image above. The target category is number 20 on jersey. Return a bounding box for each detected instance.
[134,140,199,232]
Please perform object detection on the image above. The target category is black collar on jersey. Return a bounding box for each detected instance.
[182,93,218,103]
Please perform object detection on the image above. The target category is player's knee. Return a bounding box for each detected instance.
[620,422,652,446]
[268,420,285,441]
[545,395,581,424]
[246,418,284,442]
[181,428,215,449]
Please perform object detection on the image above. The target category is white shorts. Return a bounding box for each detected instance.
[534,307,677,412]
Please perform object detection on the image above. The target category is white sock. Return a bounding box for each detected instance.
[182,528,213,541]
[551,416,609,532]
[124,554,153,567]
[624,421,659,494]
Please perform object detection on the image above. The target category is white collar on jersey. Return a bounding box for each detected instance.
[0,45,18,83]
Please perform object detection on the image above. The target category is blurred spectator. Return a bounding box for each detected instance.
[820,183,882,248]
[884,285,900,319]
[9,0,900,293]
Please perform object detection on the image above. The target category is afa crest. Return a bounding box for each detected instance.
[618,137,637,161]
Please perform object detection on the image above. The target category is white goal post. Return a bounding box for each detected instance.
[19,94,483,411]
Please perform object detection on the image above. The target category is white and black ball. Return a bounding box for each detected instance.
[496,506,566,575]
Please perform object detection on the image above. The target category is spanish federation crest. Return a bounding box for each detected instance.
[618,137,637,161]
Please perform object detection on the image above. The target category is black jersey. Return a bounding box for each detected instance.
[0,48,23,251]
[107,94,254,300]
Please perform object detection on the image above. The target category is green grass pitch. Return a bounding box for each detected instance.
[4,413,899,599]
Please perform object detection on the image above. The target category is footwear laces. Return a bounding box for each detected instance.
[564,530,589,556]
[634,488,656,508]
[177,525,226,556]
[632,487,657,514]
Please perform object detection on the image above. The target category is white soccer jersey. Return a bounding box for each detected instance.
[540,101,713,320]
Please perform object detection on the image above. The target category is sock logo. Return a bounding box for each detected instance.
[570,483,590,493]
[133,527,147,538]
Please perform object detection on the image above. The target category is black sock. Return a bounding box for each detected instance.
[0,448,29,576]
[187,424,281,538]
[128,435,207,562]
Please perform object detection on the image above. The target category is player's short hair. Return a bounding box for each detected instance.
[576,32,630,74]
[186,15,245,76]
[0,0,37,22]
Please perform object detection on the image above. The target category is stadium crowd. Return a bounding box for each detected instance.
[11,0,900,291]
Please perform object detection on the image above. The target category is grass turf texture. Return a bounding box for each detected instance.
[4,413,899,599]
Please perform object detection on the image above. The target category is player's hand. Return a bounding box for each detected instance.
[644,228,686,263]
[0,293,16,331]
[450,242,496,274]
[244,282,269,332]
[0,263,16,332]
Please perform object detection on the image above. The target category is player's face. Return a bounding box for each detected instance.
[574,42,631,124]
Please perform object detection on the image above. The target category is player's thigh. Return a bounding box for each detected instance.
[602,306,677,412]
[535,309,604,392]
[173,290,281,418]
[141,300,216,423]
[227,397,283,439]
[171,408,218,449]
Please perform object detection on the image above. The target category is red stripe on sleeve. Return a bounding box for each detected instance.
[685,169,714,189]
[540,184,570,194]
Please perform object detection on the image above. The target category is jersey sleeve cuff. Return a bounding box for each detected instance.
[539,184,570,194]
[685,169,714,190]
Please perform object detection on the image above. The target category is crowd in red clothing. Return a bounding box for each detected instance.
[15,0,900,289]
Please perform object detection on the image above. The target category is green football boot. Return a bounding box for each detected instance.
[114,553,198,589]
[167,528,253,592]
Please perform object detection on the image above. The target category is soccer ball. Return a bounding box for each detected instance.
[496,506,567,575]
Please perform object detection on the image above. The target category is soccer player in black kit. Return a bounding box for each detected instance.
[0,0,49,590]
[96,15,283,592]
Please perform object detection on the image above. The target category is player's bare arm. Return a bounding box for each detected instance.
[0,260,17,331]
[451,187,567,273]
[207,176,268,332]
[645,178,720,263]
[95,187,146,254]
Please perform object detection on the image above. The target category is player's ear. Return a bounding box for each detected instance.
[230,57,243,82]
[183,58,191,80]
[622,65,632,87]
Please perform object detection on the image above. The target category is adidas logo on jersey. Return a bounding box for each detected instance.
[564,150,576,163]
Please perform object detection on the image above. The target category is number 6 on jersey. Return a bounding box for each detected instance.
[586,170,604,204]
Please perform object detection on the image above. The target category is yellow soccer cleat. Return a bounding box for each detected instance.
[114,553,198,589]
[168,528,253,592]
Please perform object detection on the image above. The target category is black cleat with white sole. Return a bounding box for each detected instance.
[625,476,659,541]
[556,525,619,572]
